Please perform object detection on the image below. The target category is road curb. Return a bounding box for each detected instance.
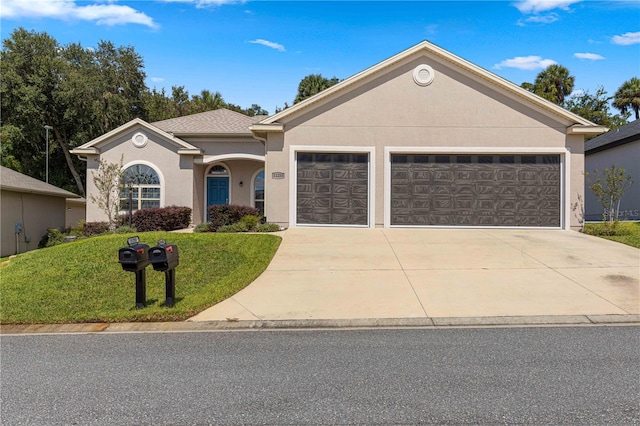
[2,314,639,335]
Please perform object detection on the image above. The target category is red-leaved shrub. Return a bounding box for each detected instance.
[131,206,192,232]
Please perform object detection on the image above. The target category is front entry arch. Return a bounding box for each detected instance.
[206,165,230,220]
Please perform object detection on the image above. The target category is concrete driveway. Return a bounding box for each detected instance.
[190,228,639,324]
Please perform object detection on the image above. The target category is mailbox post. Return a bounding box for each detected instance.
[118,236,150,308]
[149,239,179,307]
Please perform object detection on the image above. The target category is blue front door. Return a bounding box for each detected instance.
[207,176,229,219]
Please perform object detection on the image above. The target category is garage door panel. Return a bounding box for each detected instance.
[391,154,561,227]
[297,153,369,226]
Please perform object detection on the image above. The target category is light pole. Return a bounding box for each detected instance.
[44,125,53,183]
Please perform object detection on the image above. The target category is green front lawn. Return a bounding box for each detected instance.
[583,222,640,249]
[0,232,281,324]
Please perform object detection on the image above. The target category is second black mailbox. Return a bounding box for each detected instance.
[149,240,179,271]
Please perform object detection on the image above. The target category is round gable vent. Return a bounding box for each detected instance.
[413,64,435,86]
[132,132,148,148]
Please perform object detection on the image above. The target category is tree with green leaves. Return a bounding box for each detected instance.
[613,77,640,120]
[521,64,574,106]
[1,28,148,196]
[294,74,340,104]
[565,86,629,131]
[586,165,634,224]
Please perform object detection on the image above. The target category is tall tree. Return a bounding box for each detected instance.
[612,77,640,120]
[1,28,148,196]
[565,86,629,131]
[521,64,575,106]
[191,89,225,113]
[294,74,340,104]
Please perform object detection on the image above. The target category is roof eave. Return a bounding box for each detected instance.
[567,125,609,135]
[70,147,100,155]
[1,185,81,198]
[249,124,284,133]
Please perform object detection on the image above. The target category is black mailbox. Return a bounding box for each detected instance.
[118,240,150,272]
[149,241,179,271]
[118,236,149,309]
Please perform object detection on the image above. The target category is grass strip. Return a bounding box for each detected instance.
[583,222,640,249]
[0,232,281,324]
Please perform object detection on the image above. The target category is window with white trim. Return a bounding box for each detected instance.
[120,164,161,211]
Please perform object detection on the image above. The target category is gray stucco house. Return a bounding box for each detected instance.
[73,41,605,230]
[1,166,81,256]
[584,119,640,221]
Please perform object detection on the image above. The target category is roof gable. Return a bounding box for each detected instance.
[0,166,80,198]
[257,41,601,133]
[71,118,201,154]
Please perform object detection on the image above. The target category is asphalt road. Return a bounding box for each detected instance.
[2,326,639,425]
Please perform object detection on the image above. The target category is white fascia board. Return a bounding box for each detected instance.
[567,125,609,135]
[70,147,100,155]
[249,124,284,133]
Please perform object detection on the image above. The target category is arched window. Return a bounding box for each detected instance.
[254,170,264,214]
[209,165,229,176]
[120,164,161,211]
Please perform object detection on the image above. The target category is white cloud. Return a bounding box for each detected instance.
[161,0,245,7]
[612,31,640,45]
[151,77,165,83]
[573,52,605,60]
[494,55,557,70]
[517,13,559,25]
[514,0,582,14]
[248,39,285,52]
[0,0,157,28]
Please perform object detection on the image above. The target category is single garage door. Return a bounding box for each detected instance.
[391,154,561,227]
[297,152,369,225]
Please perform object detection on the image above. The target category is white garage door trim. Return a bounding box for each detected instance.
[383,147,570,230]
[290,145,376,228]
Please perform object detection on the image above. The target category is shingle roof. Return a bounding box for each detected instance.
[585,119,640,153]
[0,166,80,198]
[151,108,262,135]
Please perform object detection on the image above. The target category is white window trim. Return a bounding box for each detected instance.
[289,145,376,228]
[383,146,570,230]
[121,160,165,210]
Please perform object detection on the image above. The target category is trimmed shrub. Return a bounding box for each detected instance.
[114,226,137,234]
[131,206,192,232]
[193,223,213,233]
[83,221,110,237]
[255,223,281,232]
[208,205,260,231]
[39,228,66,248]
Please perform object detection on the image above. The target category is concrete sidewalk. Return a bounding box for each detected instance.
[189,228,639,324]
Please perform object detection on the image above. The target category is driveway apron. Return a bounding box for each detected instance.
[189,228,639,322]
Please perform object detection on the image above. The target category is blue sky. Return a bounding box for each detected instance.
[1,0,639,115]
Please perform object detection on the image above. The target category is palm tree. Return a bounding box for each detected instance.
[532,64,575,106]
[613,77,640,120]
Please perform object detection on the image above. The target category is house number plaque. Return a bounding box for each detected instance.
[272,172,285,179]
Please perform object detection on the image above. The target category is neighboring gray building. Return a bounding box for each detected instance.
[585,119,640,222]
[1,166,81,257]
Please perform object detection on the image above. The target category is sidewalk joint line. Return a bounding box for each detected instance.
[381,229,430,318]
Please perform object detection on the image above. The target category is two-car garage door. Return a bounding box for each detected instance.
[295,152,561,227]
[391,154,561,227]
